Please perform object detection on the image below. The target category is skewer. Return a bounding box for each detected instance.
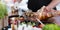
[36,18,45,26]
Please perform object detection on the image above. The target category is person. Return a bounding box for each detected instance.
[28,0,60,12]
[4,0,14,16]
[14,0,29,16]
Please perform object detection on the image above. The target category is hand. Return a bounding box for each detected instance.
[44,6,52,12]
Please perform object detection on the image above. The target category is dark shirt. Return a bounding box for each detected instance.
[28,0,52,12]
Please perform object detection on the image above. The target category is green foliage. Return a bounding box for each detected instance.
[0,1,7,19]
[42,24,60,30]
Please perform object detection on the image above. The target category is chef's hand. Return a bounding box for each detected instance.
[44,6,52,12]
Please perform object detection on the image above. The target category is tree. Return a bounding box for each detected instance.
[0,1,7,19]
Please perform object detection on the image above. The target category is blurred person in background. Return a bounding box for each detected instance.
[4,0,14,16]
[14,0,29,16]
[28,0,60,12]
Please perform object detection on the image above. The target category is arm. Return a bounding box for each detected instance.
[46,0,60,9]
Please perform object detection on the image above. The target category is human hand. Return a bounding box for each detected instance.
[37,6,53,20]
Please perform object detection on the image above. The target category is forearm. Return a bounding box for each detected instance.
[47,0,60,9]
